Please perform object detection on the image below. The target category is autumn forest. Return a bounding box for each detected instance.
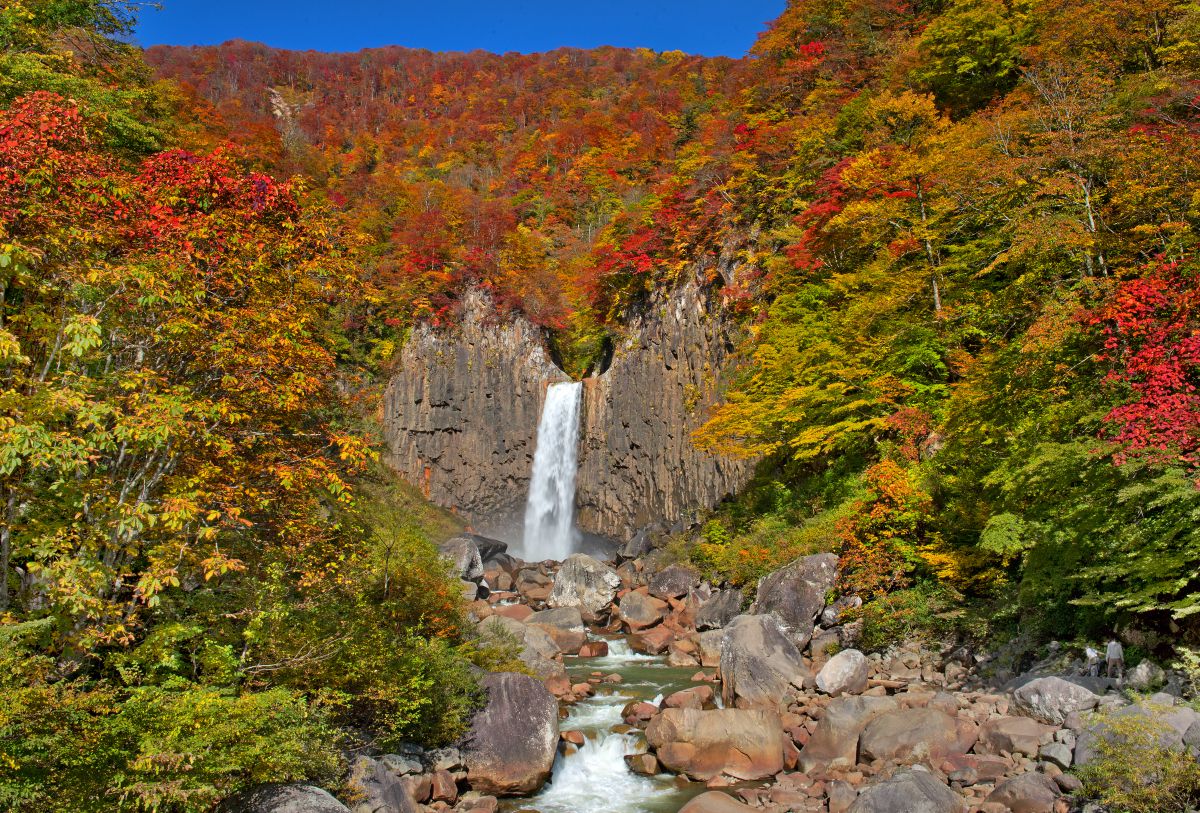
[5,0,1200,810]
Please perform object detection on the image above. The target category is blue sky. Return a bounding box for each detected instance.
[133,0,786,57]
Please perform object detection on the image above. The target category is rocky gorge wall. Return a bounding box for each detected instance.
[382,281,754,543]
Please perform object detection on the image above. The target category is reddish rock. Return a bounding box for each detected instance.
[858,708,972,764]
[618,590,669,630]
[985,772,1061,813]
[622,700,660,725]
[646,707,785,781]
[578,641,609,657]
[492,604,533,621]
[978,716,1054,758]
[625,752,660,776]
[562,730,586,746]
[430,770,457,804]
[677,791,758,813]
[631,625,675,655]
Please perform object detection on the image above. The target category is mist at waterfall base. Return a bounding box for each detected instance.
[520,381,583,561]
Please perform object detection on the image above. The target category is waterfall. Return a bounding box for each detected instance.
[522,381,583,561]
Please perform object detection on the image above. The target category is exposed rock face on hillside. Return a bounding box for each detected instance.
[382,281,753,542]
[382,289,569,538]
[576,281,754,540]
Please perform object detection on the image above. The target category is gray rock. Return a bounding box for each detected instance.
[719,613,812,710]
[218,784,350,813]
[847,768,965,813]
[525,606,585,632]
[1012,676,1101,725]
[1039,741,1073,769]
[816,648,869,696]
[424,746,464,773]
[985,772,1060,813]
[347,755,420,813]
[379,753,423,776]
[546,554,620,616]
[749,553,839,648]
[695,588,743,630]
[1126,659,1166,692]
[648,563,701,599]
[441,536,485,582]
[799,695,899,771]
[858,708,971,764]
[461,672,559,796]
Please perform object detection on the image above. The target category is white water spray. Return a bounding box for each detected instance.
[522,381,583,561]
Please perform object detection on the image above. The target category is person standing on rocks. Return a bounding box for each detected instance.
[1106,637,1125,679]
[1085,644,1101,677]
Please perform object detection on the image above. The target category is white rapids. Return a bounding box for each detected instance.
[521,381,583,561]
[527,732,671,813]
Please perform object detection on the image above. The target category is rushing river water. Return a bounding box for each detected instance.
[506,639,709,813]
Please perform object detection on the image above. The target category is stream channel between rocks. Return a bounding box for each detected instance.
[504,637,713,813]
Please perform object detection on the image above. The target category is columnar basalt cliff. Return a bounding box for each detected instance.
[382,290,569,539]
[382,282,754,542]
[575,281,754,540]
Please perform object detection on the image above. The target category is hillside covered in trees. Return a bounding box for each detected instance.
[5,0,1200,809]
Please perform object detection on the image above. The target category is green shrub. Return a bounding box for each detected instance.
[0,674,341,813]
[853,583,960,652]
[1076,708,1200,813]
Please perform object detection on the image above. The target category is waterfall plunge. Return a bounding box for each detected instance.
[522,381,583,561]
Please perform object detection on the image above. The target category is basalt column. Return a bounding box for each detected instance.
[382,290,569,539]
[574,281,755,541]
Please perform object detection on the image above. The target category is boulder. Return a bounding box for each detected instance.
[858,708,972,764]
[347,755,420,813]
[218,784,351,813]
[978,716,1053,758]
[631,625,675,655]
[648,563,702,599]
[477,615,564,679]
[696,588,743,630]
[461,672,559,796]
[1012,676,1101,725]
[464,533,508,563]
[678,791,758,813]
[984,772,1060,813]
[816,649,869,696]
[720,614,812,710]
[617,590,668,630]
[526,606,587,655]
[749,553,839,647]
[440,536,485,582]
[847,768,965,813]
[645,708,785,781]
[1126,659,1166,692]
[799,695,899,771]
[546,554,620,616]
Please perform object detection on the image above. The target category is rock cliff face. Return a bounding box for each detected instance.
[382,290,568,539]
[576,281,754,539]
[382,282,754,543]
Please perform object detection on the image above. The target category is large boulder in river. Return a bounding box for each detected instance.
[646,707,785,780]
[440,535,485,582]
[695,588,742,630]
[1012,676,1101,725]
[800,695,899,771]
[617,590,668,630]
[526,606,587,655]
[749,553,838,647]
[679,792,758,813]
[720,613,812,710]
[858,708,975,764]
[218,784,350,813]
[547,553,620,617]
[648,563,701,599]
[815,648,869,696]
[461,672,559,796]
[847,768,965,813]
